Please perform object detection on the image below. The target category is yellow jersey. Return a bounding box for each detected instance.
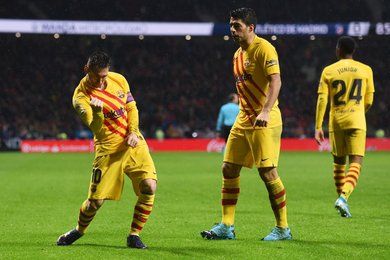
[318,59,375,131]
[73,72,139,156]
[233,36,282,129]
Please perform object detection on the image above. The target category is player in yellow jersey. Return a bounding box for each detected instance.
[57,51,157,249]
[201,7,292,241]
[315,36,374,218]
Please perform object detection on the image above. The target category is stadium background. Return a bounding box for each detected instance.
[1,2,390,259]
[1,0,389,151]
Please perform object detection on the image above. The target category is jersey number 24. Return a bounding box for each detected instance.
[332,79,362,106]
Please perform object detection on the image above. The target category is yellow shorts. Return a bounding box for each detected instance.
[329,129,366,157]
[88,141,157,200]
[223,125,282,168]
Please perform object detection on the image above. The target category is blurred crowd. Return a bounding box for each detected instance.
[1,33,388,150]
[2,0,389,23]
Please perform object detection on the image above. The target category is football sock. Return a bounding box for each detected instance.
[341,163,361,200]
[265,177,288,228]
[333,163,346,195]
[76,200,101,234]
[130,194,155,235]
[221,176,240,226]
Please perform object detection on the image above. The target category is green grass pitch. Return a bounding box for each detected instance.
[0,151,389,259]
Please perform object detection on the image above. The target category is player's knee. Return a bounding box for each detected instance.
[222,163,240,178]
[349,155,363,165]
[139,179,157,195]
[333,156,346,165]
[258,167,278,182]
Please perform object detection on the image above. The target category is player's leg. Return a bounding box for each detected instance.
[330,131,347,196]
[127,178,156,249]
[201,127,251,240]
[125,141,157,249]
[258,167,291,241]
[340,129,366,201]
[251,126,291,241]
[57,152,125,246]
[57,199,104,246]
[333,155,347,196]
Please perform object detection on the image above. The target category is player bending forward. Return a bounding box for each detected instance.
[57,51,157,249]
[315,36,375,217]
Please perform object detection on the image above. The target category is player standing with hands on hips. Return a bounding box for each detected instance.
[57,51,157,249]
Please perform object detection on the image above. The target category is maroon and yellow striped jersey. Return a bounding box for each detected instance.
[233,36,282,129]
[73,72,138,156]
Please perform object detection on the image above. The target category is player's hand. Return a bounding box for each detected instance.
[315,129,325,145]
[254,110,270,127]
[126,132,139,148]
[90,97,103,111]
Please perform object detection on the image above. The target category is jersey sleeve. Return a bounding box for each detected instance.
[366,66,375,94]
[258,42,280,76]
[317,69,329,94]
[72,89,104,133]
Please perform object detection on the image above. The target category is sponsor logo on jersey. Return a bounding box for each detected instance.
[104,107,126,119]
[266,59,278,67]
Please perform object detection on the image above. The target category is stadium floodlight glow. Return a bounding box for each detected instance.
[15,32,21,38]
[138,35,144,40]
[100,34,106,39]
[310,35,316,40]
[223,35,229,41]
[271,35,277,41]
[53,33,60,39]
[185,35,191,40]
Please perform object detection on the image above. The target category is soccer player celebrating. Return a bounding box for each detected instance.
[57,51,157,249]
[315,36,375,218]
[201,7,292,241]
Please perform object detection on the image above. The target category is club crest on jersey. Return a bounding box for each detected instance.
[117,90,125,98]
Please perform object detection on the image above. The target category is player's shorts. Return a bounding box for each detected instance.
[223,125,282,168]
[88,140,156,201]
[329,129,366,157]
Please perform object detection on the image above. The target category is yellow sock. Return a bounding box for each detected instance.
[221,177,240,226]
[265,177,288,228]
[333,163,346,195]
[341,163,361,200]
[76,200,99,234]
[130,194,155,235]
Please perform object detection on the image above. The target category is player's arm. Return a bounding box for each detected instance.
[314,70,329,145]
[123,77,140,148]
[254,44,281,127]
[254,73,281,127]
[73,95,104,134]
[364,67,375,112]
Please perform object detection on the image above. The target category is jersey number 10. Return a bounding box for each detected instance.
[332,79,362,106]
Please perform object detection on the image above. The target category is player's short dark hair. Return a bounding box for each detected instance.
[230,7,257,29]
[337,36,357,55]
[228,93,237,102]
[88,51,111,71]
